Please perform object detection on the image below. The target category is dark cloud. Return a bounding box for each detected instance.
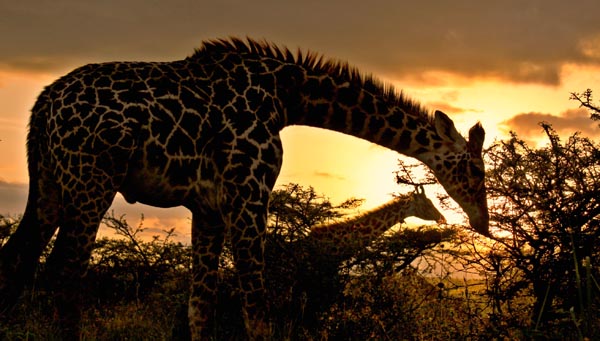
[313,171,346,181]
[1,1,599,85]
[502,108,600,139]
[425,102,482,116]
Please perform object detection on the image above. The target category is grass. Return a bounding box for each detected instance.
[1,267,599,340]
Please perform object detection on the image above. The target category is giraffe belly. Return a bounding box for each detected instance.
[119,177,187,208]
[118,167,212,208]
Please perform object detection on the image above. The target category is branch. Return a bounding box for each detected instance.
[394,176,437,187]
[394,159,437,187]
[570,89,600,122]
[102,211,152,268]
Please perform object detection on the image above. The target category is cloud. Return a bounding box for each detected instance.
[1,1,599,85]
[502,108,600,139]
[0,180,27,216]
[313,171,346,181]
[578,33,600,60]
[425,101,482,116]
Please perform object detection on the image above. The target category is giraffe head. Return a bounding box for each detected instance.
[404,185,446,223]
[417,111,489,236]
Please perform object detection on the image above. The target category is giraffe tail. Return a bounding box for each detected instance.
[0,91,60,318]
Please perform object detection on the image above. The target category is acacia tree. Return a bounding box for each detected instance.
[89,212,190,303]
[571,89,600,123]
[265,181,460,337]
[480,123,600,338]
[267,183,364,243]
[260,184,365,329]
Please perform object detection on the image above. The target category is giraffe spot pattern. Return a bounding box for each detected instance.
[0,38,488,340]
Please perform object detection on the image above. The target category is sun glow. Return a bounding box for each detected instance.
[0,70,59,183]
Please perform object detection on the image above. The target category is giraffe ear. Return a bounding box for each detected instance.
[467,122,485,156]
[434,110,466,145]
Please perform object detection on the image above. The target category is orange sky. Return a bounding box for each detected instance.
[1,1,600,242]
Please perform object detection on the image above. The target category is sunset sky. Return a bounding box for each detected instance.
[1,1,600,241]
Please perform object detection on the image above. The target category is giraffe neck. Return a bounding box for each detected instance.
[309,196,410,254]
[191,39,442,162]
[189,39,489,235]
[282,67,438,159]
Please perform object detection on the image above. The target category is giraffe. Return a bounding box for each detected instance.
[0,38,488,339]
[265,185,446,326]
[305,185,446,261]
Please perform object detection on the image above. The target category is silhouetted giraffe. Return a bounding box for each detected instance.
[307,185,445,261]
[266,186,446,326]
[0,38,488,339]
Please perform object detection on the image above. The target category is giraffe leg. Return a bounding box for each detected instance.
[228,202,271,339]
[0,171,60,318]
[44,190,116,339]
[188,210,226,340]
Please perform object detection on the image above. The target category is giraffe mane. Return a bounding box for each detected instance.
[189,37,433,124]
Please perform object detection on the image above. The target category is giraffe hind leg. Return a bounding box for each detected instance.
[43,188,117,338]
[0,175,60,319]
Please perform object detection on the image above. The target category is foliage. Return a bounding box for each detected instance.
[323,267,485,340]
[262,183,458,337]
[472,123,600,338]
[268,183,364,242]
[0,215,19,247]
[88,211,190,304]
[571,88,600,123]
[0,212,192,339]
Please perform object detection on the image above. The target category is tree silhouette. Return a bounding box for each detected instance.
[260,183,456,333]
[480,123,600,338]
[88,212,190,304]
[267,183,364,242]
[571,88,600,123]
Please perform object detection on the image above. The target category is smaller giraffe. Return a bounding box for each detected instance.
[306,185,445,260]
[265,185,445,328]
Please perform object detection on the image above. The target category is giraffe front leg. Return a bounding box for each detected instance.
[189,212,225,340]
[229,204,271,340]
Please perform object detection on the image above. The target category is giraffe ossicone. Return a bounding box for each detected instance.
[0,37,488,339]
